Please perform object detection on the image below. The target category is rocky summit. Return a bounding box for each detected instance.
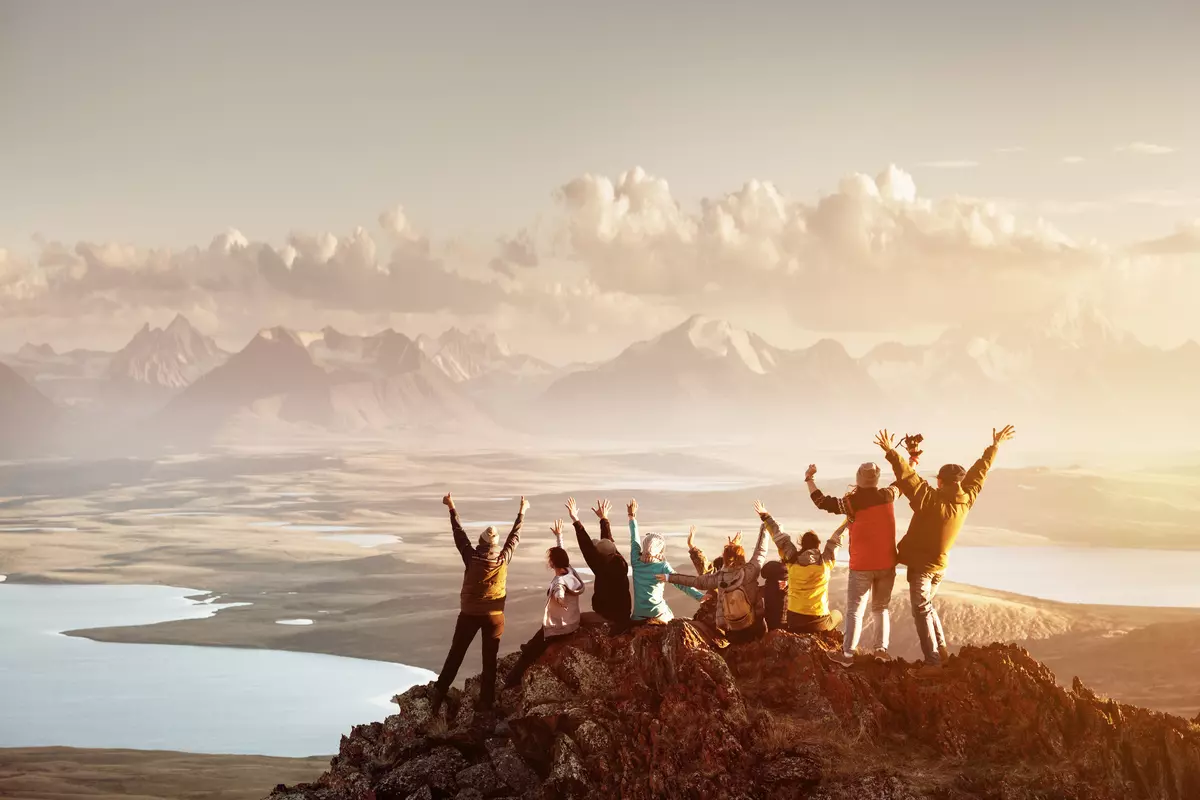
[269,622,1200,800]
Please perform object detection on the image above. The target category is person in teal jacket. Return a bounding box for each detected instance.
[626,498,704,625]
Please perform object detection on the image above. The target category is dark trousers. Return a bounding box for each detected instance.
[435,612,505,708]
[725,615,768,644]
[505,628,576,687]
[786,608,844,634]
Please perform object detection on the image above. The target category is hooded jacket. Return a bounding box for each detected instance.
[543,533,586,637]
[629,519,705,621]
[761,514,845,617]
[451,508,522,615]
[808,483,901,571]
[886,444,997,574]
[573,518,632,623]
[670,524,769,632]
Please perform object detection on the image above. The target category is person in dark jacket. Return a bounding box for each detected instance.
[430,492,526,714]
[876,425,1015,674]
[566,497,631,625]
[807,461,902,666]
[760,557,789,631]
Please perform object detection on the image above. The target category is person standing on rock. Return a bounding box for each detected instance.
[755,500,847,634]
[626,499,705,627]
[504,518,586,688]
[876,425,1016,675]
[566,497,632,626]
[660,521,771,642]
[430,492,526,714]
[806,461,903,667]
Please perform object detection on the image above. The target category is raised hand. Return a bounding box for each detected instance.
[442,492,454,509]
[627,499,638,519]
[993,425,1016,446]
[519,496,531,515]
[551,518,564,537]
[728,531,742,546]
[805,463,817,481]
[687,525,697,549]
[753,500,768,518]
[874,429,895,452]
[592,499,611,520]
[565,497,579,521]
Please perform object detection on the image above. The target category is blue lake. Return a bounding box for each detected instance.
[0,584,434,757]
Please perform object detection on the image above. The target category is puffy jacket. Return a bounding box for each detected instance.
[542,543,586,638]
[670,524,769,632]
[887,444,997,573]
[629,520,705,621]
[809,484,901,571]
[761,513,845,617]
[451,509,522,615]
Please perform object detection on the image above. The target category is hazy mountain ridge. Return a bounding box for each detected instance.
[0,361,59,456]
[107,314,227,389]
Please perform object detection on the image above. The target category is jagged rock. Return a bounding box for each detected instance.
[269,621,1200,800]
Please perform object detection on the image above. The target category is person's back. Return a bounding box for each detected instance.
[626,499,704,623]
[760,559,788,630]
[668,524,769,641]
[757,500,846,634]
[566,498,631,624]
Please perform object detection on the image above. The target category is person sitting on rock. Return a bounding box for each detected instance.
[430,493,526,715]
[626,498,705,627]
[806,461,902,667]
[755,500,847,634]
[504,518,586,688]
[685,525,727,628]
[661,522,771,643]
[565,497,632,626]
[876,425,1015,675]
[760,555,789,632]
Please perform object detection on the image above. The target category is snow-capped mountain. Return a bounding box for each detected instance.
[107,314,227,389]
[417,328,553,383]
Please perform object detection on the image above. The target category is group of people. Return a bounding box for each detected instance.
[429,425,1016,714]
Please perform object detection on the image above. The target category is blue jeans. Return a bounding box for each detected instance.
[908,570,946,665]
[842,568,896,655]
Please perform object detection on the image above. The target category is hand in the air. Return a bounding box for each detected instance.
[728,531,742,546]
[551,519,564,537]
[565,497,579,522]
[874,429,895,452]
[993,425,1016,446]
[686,525,697,549]
[753,500,768,518]
[592,499,611,520]
[519,496,530,515]
[442,492,454,509]
[627,499,638,519]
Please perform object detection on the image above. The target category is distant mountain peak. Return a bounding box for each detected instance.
[17,342,57,359]
[255,326,304,347]
[107,316,227,388]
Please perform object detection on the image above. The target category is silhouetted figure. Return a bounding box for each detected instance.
[566,497,632,625]
[430,493,526,714]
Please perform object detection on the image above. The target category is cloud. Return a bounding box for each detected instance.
[1061,156,1086,164]
[554,164,1098,330]
[1131,220,1200,255]
[918,160,980,169]
[1115,142,1176,156]
[488,229,539,277]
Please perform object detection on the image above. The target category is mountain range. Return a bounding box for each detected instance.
[3,306,1198,453]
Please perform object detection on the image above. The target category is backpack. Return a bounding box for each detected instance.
[719,570,755,631]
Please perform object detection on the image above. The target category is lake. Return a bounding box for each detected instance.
[0,584,434,757]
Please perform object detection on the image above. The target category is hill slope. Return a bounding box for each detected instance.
[0,360,59,455]
[269,622,1200,800]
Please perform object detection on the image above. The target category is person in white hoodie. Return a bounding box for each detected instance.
[504,518,586,688]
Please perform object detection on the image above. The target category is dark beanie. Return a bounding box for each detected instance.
[938,464,966,483]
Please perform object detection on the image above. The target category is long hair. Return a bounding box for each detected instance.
[546,546,570,570]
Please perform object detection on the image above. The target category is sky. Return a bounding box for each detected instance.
[2,0,1199,362]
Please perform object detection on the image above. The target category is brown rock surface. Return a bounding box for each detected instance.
[269,621,1200,799]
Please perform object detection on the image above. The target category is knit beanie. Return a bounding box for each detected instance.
[856,462,881,489]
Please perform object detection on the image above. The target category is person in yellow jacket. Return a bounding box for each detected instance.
[754,500,847,633]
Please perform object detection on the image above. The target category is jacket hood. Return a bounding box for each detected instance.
[795,547,823,566]
[559,568,585,594]
[939,485,970,505]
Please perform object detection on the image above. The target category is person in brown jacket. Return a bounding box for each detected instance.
[430,492,527,714]
[877,425,1015,673]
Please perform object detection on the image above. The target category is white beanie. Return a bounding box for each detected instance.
[856,462,881,489]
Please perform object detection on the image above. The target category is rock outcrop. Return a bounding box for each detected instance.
[270,622,1200,800]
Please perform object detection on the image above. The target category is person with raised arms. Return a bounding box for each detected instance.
[627,498,705,626]
[566,497,632,626]
[755,500,847,634]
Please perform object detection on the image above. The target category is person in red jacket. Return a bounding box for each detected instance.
[806,461,901,666]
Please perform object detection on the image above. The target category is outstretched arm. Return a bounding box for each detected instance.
[805,464,846,515]
[748,522,770,570]
[498,496,528,565]
[666,569,721,591]
[963,426,1013,505]
[877,430,933,512]
[663,564,706,600]
[686,525,712,574]
[593,499,615,541]
[568,498,600,566]
[627,499,641,561]
[822,519,849,565]
[445,493,472,567]
[755,500,798,562]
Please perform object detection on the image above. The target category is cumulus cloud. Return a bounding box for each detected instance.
[488,229,539,277]
[554,164,1097,330]
[1115,142,1176,156]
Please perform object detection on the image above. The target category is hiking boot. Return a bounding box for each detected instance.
[825,650,855,669]
[938,646,951,663]
[870,648,892,662]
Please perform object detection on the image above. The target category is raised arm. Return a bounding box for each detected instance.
[497,496,528,565]
[568,498,600,566]
[748,522,769,570]
[627,499,641,561]
[444,492,472,567]
[963,425,1014,505]
[822,519,849,565]
[877,430,933,512]
[805,464,847,515]
[686,525,712,574]
[593,499,615,541]
[755,500,798,562]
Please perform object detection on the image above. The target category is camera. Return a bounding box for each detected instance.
[902,433,924,466]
